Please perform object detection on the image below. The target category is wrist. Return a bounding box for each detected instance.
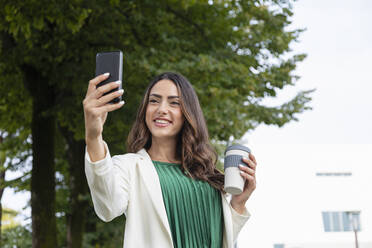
[86,135,106,163]
[230,200,246,215]
[85,134,103,145]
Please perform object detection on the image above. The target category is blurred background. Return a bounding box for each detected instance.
[0,0,371,247]
[241,0,372,247]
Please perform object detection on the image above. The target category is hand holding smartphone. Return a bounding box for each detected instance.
[83,51,124,161]
[95,50,123,104]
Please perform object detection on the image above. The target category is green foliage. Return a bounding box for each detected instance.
[1,224,32,248]
[1,207,20,230]
[0,131,31,193]
[0,0,313,152]
[83,213,125,248]
[0,0,313,246]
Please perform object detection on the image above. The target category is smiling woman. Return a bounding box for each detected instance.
[144,80,185,151]
[83,72,257,248]
[127,73,225,187]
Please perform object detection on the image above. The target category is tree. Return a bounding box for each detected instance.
[0,132,31,246]
[0,91,31,245]
[1,217,32,248]
[1,0,312,247]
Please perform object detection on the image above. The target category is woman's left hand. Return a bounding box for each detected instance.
[230,153,257,214]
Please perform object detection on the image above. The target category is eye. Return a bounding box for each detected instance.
[149,99,158,103]
[171,101,180,105]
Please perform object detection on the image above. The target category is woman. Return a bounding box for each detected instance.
[83,72,257,248]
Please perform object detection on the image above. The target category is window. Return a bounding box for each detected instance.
[273,244,284,248]
[316,172,352,176]
[322,211,361,232]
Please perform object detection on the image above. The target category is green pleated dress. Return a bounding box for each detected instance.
[153,160,223,248]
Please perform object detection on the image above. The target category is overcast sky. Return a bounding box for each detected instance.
[246,0,372,145]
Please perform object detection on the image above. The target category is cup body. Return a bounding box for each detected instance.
[224,145,251,195]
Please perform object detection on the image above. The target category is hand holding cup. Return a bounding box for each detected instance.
[224,145,257,214]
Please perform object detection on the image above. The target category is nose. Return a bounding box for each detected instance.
[157,101,169,114]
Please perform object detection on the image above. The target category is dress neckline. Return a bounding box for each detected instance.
[152,160,181,166]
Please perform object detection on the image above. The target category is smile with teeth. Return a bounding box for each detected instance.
[155,119,170,124]
[154,119,172,127]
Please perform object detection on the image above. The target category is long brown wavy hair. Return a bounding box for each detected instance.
[127,72,224,192]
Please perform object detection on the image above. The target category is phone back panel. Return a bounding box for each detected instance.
[95,51,123,103]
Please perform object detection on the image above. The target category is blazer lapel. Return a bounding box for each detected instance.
[221,193,233,247]
[137,149,173,242]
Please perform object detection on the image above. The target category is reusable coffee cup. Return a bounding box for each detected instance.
[224,144,251,195]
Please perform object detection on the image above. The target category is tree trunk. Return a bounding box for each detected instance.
[0,170,5,247]
[24,65,57,247]
[0,134,6,246]
[60,126,89,248]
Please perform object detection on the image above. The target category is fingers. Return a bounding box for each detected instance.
[83,75,125,117]
[242,157,256,169]
[92,80,122,100]
[239,171,255,182]
[84,81,123,109]
[86,73,110,97]
[240,157,257,187]
[239,164,255,176]
[241,172,256,190]
[96,89,124,106]
[249,153,257,165]
[102,100,125,113]
[239,164,256,189]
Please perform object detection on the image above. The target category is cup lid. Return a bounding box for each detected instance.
[225,144,251,154]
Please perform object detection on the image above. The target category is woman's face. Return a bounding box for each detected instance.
[145,79,185,142]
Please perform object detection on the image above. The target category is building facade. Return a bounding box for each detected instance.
[237,144,372,248]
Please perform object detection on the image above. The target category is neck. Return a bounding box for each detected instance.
[147,137,180,163]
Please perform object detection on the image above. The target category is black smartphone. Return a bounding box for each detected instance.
[95,50,123,104]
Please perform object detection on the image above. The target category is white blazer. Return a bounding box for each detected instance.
[85,142,250,248]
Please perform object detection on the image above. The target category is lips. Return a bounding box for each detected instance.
[153,118,172,127]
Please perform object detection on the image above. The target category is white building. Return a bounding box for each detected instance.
[237,144,372,248]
